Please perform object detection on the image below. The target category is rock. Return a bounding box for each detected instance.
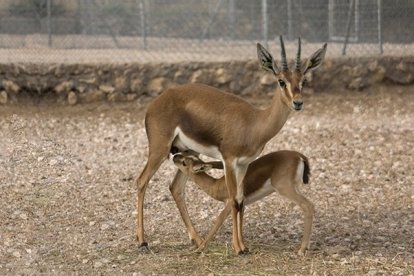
[107,93,137,102]
[174,70,186,83]
[0,91,7,104]
[147,77,172,95]
[260,74,276,86]
[107,93,118,102]
[114,76,127,90]
[229,80,241,92]
[19,213,28,220]
[79,76,96,85]
[99,85,115,94]
[78,90,105,103]
[54,81,73,94]
[94,261,103,268]
[3,80,20,94]
[130,78,142,93]
[370,66,386,83]
[350,65,365,77]
[368,60,379,72]
[306,71,313,83]
[388,71,414,84]
[77,85,86,93]
[126,93,137,101]
[68,91,78,105]
[347,77,366,90]
[190,70,205,83]
[216,68,231,84]
[396,62,407,71]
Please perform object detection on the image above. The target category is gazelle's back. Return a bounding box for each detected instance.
[244,151,308,196]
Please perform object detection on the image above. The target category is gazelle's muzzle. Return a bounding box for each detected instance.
[293,100,303,111]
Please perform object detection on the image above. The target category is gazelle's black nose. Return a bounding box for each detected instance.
[293,100,303,110]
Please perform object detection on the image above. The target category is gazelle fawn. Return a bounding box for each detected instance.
[172,150,314,255]
[136,36,326,254]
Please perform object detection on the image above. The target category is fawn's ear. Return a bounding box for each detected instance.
[192,163,213,173]
[257,43,280,74]
[302,43,327,74]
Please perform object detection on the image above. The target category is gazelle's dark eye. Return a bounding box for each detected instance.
[278,80,286,88]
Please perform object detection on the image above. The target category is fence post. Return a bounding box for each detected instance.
[227,0,235,40]
[377,0,383,54]
[342,0,356,55]
[200,0,223,41]
[262,0,268,48]
[287,0,293,40]
[47,0,52,47]
[139,0,147,50]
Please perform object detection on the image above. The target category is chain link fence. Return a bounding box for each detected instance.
[0,0,413,63]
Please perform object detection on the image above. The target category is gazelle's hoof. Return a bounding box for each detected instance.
[237,248,250,256]
[190,237,204,248]
[297,247,309,256]
[137,242,151,253]
[139,241,149,247]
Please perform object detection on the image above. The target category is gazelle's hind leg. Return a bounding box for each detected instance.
[169,170,204,247]
[136,146,170,247]
[276,181,314,255]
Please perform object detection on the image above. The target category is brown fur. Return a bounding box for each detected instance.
[136,41,327,254]
[172,150,315,255]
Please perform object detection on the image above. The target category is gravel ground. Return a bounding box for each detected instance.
[0,85,413,275]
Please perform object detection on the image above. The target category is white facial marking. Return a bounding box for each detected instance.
[286,82,293,98]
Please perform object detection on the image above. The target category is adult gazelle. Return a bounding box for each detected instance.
[136,36,327,254]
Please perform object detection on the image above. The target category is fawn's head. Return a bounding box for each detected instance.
[257,36,327,111]
[172,153,213,175]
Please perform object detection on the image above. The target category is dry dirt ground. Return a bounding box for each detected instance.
[0,85,413,275]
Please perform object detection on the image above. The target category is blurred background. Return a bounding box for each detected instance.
[0,0,413,63]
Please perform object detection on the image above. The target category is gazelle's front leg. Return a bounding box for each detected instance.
[169,170,203,247]
[234,162,249,253]
[223,160,247,255]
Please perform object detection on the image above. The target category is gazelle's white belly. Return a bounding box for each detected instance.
[244,179,274,205]
[173,127,223,160]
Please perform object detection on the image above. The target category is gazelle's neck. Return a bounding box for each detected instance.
[256,89,292,145]
[190,173,227,202]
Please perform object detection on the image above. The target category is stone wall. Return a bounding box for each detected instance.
[0,57,413,105]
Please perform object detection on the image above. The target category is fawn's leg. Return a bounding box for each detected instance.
[277,181,314,255]
[169,170,203,247]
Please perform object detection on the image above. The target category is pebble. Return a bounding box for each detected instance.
[0,91,8,104]
[19,213,28,220]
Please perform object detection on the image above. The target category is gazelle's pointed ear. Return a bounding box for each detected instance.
[257,43,280,74]
[303,43,327,74]
[192,163,213,173]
